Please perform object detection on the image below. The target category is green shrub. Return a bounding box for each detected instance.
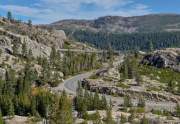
[116,82,130,89]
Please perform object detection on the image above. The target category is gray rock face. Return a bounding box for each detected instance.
[141,48,180,72]
[0,18,67,58]
[0,28,51,57]
[82,79,180,103]
[0,26,67,58]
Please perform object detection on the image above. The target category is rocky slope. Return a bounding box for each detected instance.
[82,79,180,103]
[141,48,180,72]
[0,17,66,58]
[49,14,180,33]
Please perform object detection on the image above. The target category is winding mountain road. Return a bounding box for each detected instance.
[52,56,177,112]
[53,71,176,111]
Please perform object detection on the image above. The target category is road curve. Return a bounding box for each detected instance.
[53,71,94,95]
[53,70,176,112]
[52,54,176,112]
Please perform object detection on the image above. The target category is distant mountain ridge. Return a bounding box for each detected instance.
[50,14,180,33]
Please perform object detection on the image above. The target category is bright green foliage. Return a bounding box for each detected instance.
[62,51,100,76]
[119,56,140,80]
[50,91,73,124]
[14,94,30,116]
[0,65,52,118]
[0,95,14,116]
[75,85,108,113]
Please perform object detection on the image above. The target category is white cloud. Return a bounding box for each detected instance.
[0,5,52,18]
[40,0,132,10]
[0,0,151,24]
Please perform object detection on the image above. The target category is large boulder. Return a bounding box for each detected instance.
[141,48,180,72]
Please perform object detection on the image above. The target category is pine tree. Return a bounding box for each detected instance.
[107,44,113,62]
[7,11,12,20]
[8,100,14,116]
[101,95,107,110]
[128,112,135,123]
[123,95,132,107]
[27,49,33,61]
[15,76,24,95]
[31,97,37,116]
[0,49,2,57]
[3,69,16,96]
[28,20,32,27]
[178,82,180,94]
[93,91,100,109]
[22,42,28,58]
[167,80,175,92]
[138,97,145,108]
[50,91,73,124]
[36,92,50,118]
[135,72,142,86]
[41,57,50,84]
[148,41,154,52]
[12,42,19,56]
[140,115,149,124]
[50,45,57,68]
[123,60,128,79]
[120,114,127,123]
[0,109,4,124]
[176,104,180,117]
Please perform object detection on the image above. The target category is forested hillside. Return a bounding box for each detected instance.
[0,16,104,123]
[69,30,180,51]
[49,14,180,51]
[51,14,180,33]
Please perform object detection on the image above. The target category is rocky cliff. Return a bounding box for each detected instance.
[141,48,180,72]
[0,17,66,58]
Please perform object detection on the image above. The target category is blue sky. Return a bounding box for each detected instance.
[0,0,180,24]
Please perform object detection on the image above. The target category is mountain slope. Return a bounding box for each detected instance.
[47,14,180,51]
[50,14,180,33]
